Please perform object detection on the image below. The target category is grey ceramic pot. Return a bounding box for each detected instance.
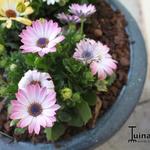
[0,0,147,150]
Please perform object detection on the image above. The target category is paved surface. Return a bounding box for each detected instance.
[96,0,150,150]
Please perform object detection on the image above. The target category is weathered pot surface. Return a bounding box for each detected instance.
[0,0,147,149]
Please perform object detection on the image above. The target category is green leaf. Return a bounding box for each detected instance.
[5,42,19,50]
[68,113,84,127]
[14,128,26,135]
[83,91,97,106]
[24,54,36,67]
[63,58,84,74]
[72,92,81,102]
[34,55,51,71]
[76,100,92,124]
[107,73,116,86]
[45,123,66,141]
[58,111,72,122]
[10,120,18,127]
[95,80,108,92]
[80,0,88,3]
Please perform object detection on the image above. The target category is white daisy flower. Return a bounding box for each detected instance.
[18,70,54,91]
[43,0,60,5]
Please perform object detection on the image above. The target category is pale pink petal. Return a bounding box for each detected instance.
[16,90,30,106]
[36,115,47,128]
[42,109,56,117]
[28,117,36,134]
[18,116,33,128]
[10,111,28,120]
[34,119,41,134]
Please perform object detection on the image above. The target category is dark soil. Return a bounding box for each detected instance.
[0,0,130,143]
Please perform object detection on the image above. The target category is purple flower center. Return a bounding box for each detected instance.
[28,103,42,117]
[37,38,49,48]
[82,51,93,59]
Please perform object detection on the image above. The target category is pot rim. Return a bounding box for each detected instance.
[0,0,147,150]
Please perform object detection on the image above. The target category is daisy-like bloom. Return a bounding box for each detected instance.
[69,4,96,18]
[42,0,59,5]
[73,39,117,80]
[10,84,60,134]
[20,19,64,57]
[89,42,117,80]
[0,0,33,28]
[18,70,54,91]
[57,13,80,24]
[73,39,100,64]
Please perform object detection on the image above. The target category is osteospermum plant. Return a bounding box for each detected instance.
[0,0,117,142]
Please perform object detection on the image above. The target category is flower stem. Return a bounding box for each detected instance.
[80,19,84,35]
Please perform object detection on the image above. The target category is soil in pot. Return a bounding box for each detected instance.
[0,0,130,143]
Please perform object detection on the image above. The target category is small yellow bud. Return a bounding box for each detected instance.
[10,64,17,71]
[61,88,73,100]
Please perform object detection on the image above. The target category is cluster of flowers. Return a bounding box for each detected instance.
[0,0,117,135]
[57,3,96,24]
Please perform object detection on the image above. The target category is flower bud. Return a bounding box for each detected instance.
[59,0,69,6]
[72,93,80,102]
[61,88,72,100]
[10,64,17,71]
[16,2,26,13]
[73,33,83,42]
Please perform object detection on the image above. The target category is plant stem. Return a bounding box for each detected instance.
[0,131,13,139]
[80,19,84,35]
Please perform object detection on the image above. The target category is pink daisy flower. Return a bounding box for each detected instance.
[18,70,54,91]
[73,39,117,80]
[10,84,60,135]
[73,39,101,64]
[19,19,65,57]
[90,42,117,80]
[57,13,80,24]
[69,4,96,18]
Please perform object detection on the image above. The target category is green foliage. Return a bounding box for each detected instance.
[95,80,108,92]
[58,111,72,122]
[10,120,18,127]
[0,52,28,99]
[69,0,96,4]
[68,112,84,127]
[106,73,117,86]
[14,128,26,135]
[72,92,81,102]
[83,91,97,106]
[76,100,92,124]
[62,58,95,89]
[45,123,66,141]
[63,58,84,74]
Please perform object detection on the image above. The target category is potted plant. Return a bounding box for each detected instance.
[0,0,147,149]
